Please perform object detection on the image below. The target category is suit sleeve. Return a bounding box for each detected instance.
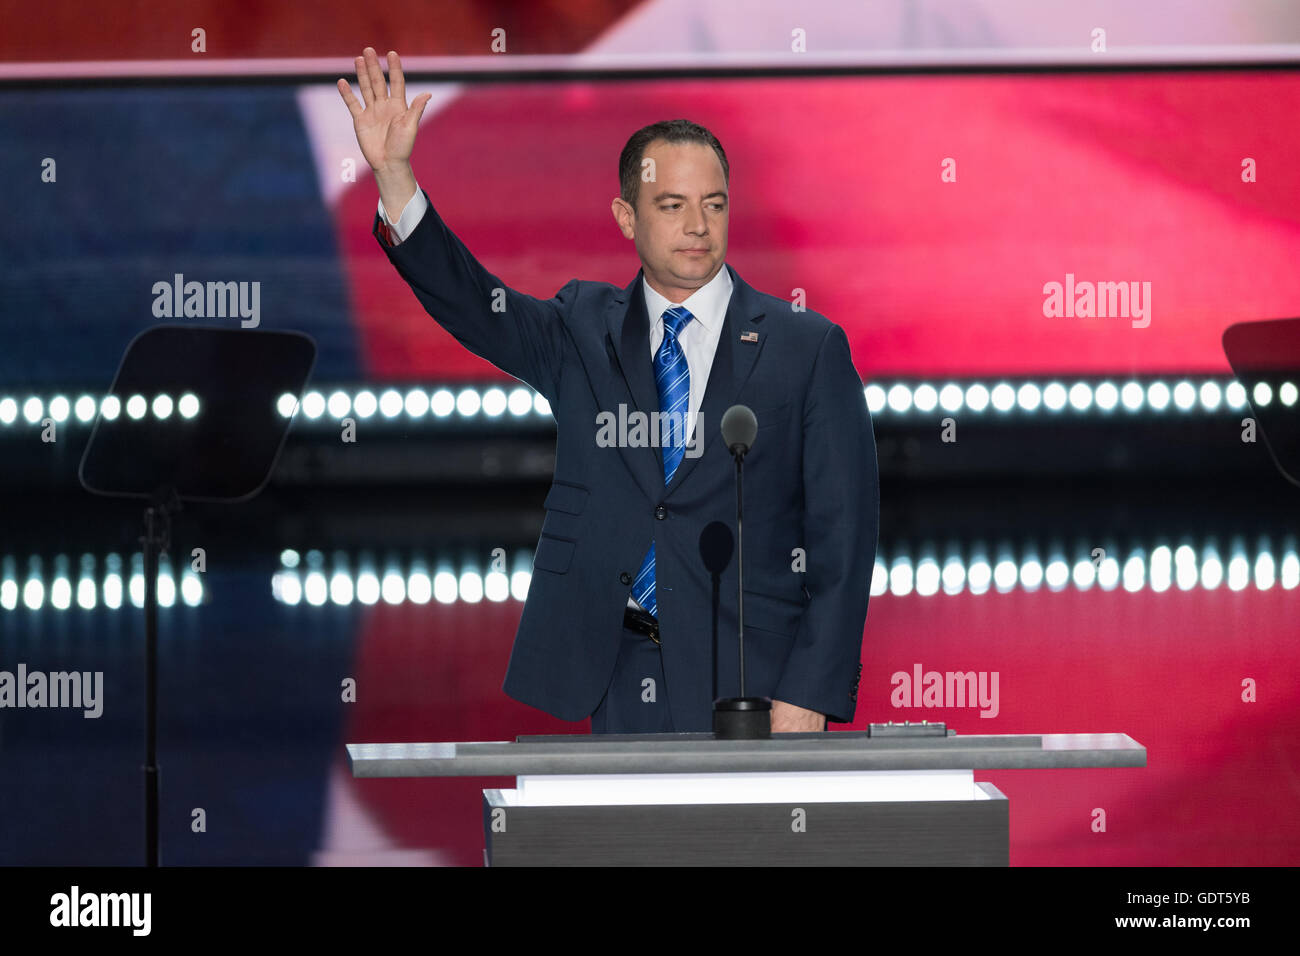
[373,189,572,400]
[773,323,879,724]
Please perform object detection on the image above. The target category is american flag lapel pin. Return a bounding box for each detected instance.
[740,331,759,343]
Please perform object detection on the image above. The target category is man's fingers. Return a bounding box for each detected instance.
[396,91,431,141]
[337,78,363,118]
[355,55,375,107]
[408,91,431,126]
[387,50,405,104]
[364,46,388,102]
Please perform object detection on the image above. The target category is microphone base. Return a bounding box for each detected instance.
[712,697,772,739]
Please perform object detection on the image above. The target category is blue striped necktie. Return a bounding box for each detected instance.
[630,305,694,618]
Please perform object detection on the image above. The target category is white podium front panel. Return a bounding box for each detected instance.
[506,769,983,806]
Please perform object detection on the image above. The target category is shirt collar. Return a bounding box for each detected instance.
[641,263,733,333]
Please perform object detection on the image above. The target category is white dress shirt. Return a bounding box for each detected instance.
[640,266,731,447]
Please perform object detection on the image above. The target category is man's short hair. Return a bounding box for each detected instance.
[619,119,729,212]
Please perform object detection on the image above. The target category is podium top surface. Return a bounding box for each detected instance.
[345,732,1145,778]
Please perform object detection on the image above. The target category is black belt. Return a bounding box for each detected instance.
[623,605,661,644]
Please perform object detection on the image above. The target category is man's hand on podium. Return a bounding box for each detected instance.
[337,47,429,222]
[771,700,826,733]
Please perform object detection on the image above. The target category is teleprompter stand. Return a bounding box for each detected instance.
[79,324,314,866]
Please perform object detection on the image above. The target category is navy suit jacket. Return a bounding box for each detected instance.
[374,192,879,730]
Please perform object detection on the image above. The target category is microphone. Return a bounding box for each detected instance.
[721,404,757,458]
[713,404,772,740]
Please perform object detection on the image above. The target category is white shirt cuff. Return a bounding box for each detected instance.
[377,184,428,244]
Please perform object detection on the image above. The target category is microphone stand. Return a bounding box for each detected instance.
[712,421,772,739]
[736,453,745,695]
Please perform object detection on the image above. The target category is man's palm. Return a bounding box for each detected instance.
[338,47,430,172]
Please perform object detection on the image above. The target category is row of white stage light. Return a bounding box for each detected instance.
[1,376,1294,430]
[266,544,1298,606]
[4,541,1295,613]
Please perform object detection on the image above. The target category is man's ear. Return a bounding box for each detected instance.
[611,197,636,240]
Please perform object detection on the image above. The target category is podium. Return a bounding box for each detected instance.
[346,726,1145,866]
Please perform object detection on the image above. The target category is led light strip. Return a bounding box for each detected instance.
[269,548,533,607]
[264,539,1300,607]
[7,538,1293,612]
[3,376,1292,431]
[863,378,1294,416]
[0,393,201,427]
[0,554,204,612]
[276,386,551,423]
[871,541,1298,597]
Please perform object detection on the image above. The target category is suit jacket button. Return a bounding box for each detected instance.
[654,504,667,520]
[620,572,632,585]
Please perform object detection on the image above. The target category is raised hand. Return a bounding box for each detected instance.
[338,47,429,214]
[338,47,430,172]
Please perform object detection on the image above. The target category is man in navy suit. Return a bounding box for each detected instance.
[339,48,878,734]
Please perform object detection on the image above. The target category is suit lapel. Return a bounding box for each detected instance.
[605,271,667,499]
[666,264,767,495]
[605,264,769,500]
